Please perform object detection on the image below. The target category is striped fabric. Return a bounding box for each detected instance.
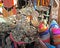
[39,30,50,43]
[41,33,50,43]
[53,35,60,45]
[52,28,60,45]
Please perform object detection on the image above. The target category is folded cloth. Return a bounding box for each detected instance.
[40,33,50,40]
[52,28,60,35]
[53,35,60,39]
[52,28,60,45]
[40,32,50,43]
[53,35,60,45]
[53,38,60,45]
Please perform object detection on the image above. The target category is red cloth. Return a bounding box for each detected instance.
[12,6,17,15]
[3,0,14,8]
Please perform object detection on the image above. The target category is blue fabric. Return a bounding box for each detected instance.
[50,24,59,29]
[39,30,49,36]
[11,42,14,48]
[45,43,56,48]
[50,20,58,26]
[49,20,59,34]
[50,20,59,28]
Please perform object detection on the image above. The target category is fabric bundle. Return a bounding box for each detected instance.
[49,20,60,46]
[39,30,50,43]
[52,28,60,45]
[38,22,50,43]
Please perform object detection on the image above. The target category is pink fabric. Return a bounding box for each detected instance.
[52,28,60,35]
[14,42,18,48]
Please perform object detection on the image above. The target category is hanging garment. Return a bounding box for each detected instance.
[52,28,60,45]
